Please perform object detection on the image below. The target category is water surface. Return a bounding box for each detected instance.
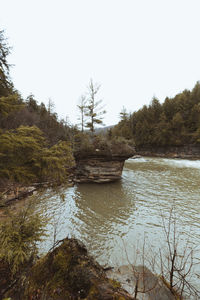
[24,157,199,273]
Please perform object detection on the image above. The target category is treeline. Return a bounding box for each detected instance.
[0,94,74,145]
[112,83,200,148]
[0,30,75,189]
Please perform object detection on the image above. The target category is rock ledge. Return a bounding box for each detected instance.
[74,145,135,183]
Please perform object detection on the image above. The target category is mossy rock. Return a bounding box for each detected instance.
[24,238,134,299]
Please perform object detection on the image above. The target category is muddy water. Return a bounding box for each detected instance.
[8,158,200,284]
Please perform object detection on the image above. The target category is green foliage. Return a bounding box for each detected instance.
[73,131,134,159]
[113,82,200,148]
[119,106,129,121]
[0,125,75,184]
[85,79,106,133]
[0,29,76,190]
[0,30,13,97]
[37,140,75,183]
[112,119,134,141]
[25,238,129,300]
[73,132,94,154]
[0,126,46,183]
[0,94,24,117]
[0,204,47,275]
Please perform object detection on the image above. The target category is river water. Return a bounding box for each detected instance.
[20,157,200,287]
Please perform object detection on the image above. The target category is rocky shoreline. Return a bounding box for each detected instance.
[1,237,176,300]
[136,144,200,159]
[2,143,200,207]
[1,238,134,300]
[0,185,38,207]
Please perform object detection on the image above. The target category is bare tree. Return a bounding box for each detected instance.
[117,207,200,299]
[159,207,200,299]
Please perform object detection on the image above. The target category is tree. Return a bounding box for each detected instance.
[85,79,106,133]
[0,205,47,276]
[47,98,55,116]
[38,140,75,183]
[0,30,13,97]
[0,203,48,299]
[0,125,75,186]
[0,93,24,118]
[119,106,129,121]
[26,94,39,113]
[158,207,200,298]
[77,95,87,132]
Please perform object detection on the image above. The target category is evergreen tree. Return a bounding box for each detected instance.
[0,204,47,276]
[113,82,200,147]
[85,79,106,133]
[77,95,87,132]
[0,126,75,185]
[0,30,13,97]
[119,106,129,121]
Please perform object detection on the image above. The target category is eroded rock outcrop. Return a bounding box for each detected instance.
[22,238,134,300]
[74,144,135,183]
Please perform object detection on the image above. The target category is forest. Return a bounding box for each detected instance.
[1,27,200,299]
[112,83,200,148]
[1,25,200,191]
[0,30,78,191]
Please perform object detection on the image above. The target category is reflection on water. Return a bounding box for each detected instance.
[10,158,200,270]
[35,181,138,265]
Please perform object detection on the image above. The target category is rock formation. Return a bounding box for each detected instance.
[2,238,177,299]
[107,265,176,300]
[74,144,135,183]
[3,238,134,300]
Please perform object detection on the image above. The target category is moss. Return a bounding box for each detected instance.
[109,278,121,289]
[23,238,133,300]
[87,284,99,298]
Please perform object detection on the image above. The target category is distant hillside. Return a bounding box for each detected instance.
[112,82,200,148]
[0,30,76,189]
[94,125,115,134]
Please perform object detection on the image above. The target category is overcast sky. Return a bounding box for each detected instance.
[1,0,200,126]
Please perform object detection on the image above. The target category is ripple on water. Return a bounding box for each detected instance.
[24,157,200,291]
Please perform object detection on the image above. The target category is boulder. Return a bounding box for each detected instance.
[107,265,176,300]
[23,238,134,300]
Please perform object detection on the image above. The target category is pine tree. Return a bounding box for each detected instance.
[119,106,129,121]
[0,30,13,97]
[0,126,75,185]
[77,95,87,132]
[0,203,47,276]
[85,79,106,133]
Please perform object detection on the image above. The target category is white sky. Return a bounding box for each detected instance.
[1,0,200,126]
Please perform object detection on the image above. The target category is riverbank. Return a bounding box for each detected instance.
[136,144,200,159]
[0,176,75,207]
[1,237,134,299]
[1,237,177,300]
[1,157,200,298]
[0,144,135,206]
[0,185,39,207]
